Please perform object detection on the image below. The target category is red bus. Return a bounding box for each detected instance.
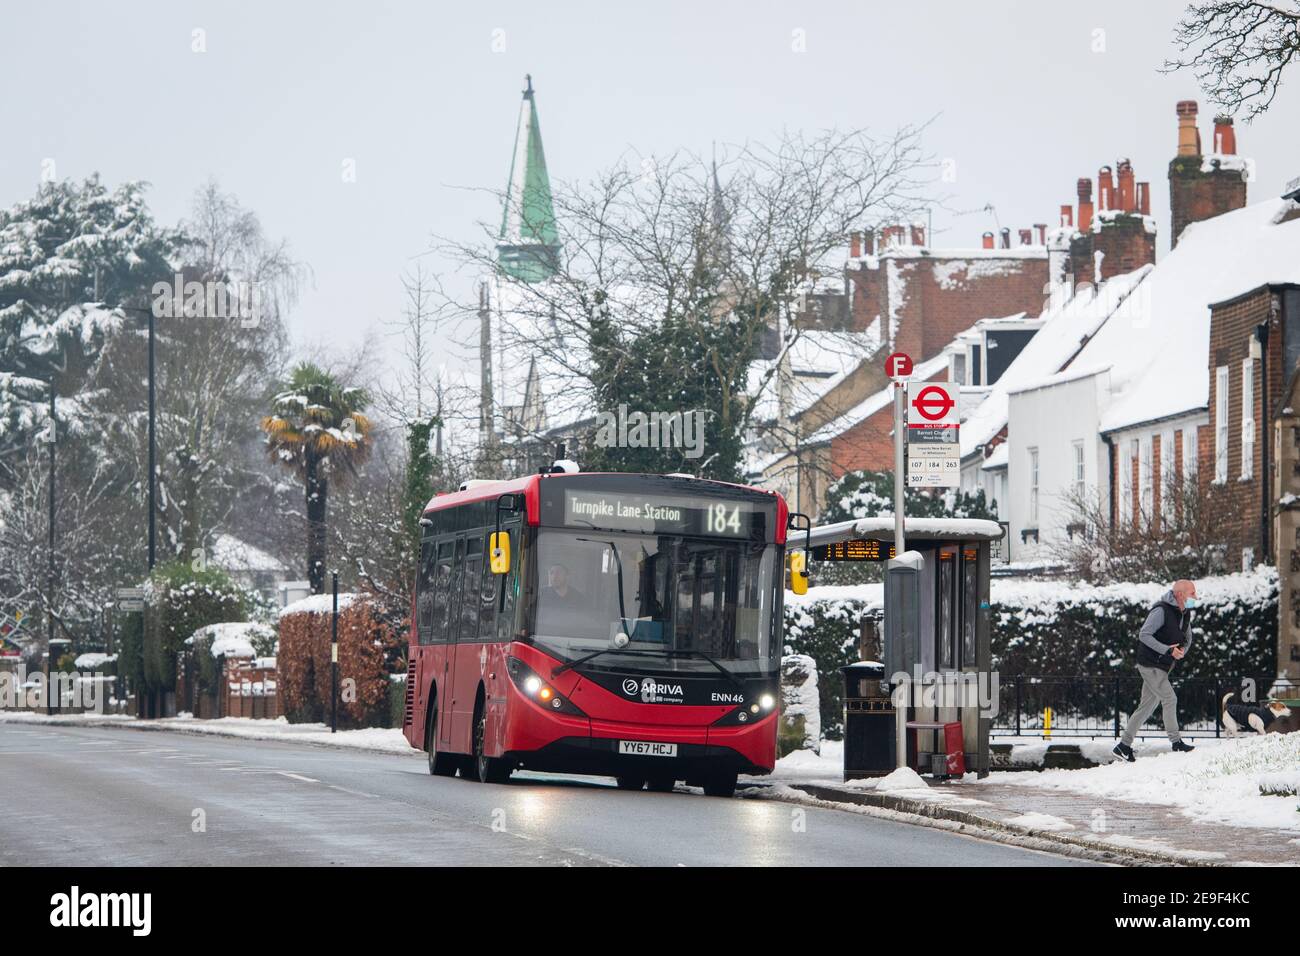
[402,471,801,797]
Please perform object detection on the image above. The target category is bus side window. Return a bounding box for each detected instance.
[430,539,455,644]
[416,537,434,644]
[478,532,497,641]
[460,536,483,643]
[445,537,466,643]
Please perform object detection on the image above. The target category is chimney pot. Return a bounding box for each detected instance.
[1213,114,1237,155]
[1097,166,1114,213]
[982,231,995,250]
[1176,100,1201,156]
[850,232,861,258]
[1117,159,1135,213]
[1018,228,1032,246]
[1034,223,1047,245]
[1136,182,1150,216]
[863,229,875,255]
[1059,205,1074,228]
[999,227,1011,249]
[910,224,926,247]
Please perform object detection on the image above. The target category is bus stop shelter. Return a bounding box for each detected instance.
[808,516,1004,779]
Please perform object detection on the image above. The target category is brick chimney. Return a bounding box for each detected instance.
[1169,99,1248,247]
[1068,161,1156,288]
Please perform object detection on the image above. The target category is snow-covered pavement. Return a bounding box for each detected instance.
[991,732,1300,833]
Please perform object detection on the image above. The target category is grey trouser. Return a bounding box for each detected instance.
[1121,664,1181,744]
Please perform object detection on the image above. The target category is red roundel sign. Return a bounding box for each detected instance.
[910,384,957,423]
[885,351,913,379]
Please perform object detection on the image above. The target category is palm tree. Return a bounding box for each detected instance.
[261,363,372,593]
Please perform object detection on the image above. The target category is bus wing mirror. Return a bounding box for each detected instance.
[489,531,511,575]
[789,550,809,595]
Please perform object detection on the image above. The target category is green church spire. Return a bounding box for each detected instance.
[498,75,560,283]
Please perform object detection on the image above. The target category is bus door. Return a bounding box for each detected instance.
[437,535,466,752]
[448,533,486,752]
[421,537,455,748]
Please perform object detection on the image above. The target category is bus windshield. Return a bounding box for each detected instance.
[531,529,779,676]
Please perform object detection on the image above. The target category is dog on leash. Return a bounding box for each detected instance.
[1221,691,1299,736]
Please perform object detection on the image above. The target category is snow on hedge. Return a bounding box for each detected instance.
[278,592,360,618]
[186,621,277,659]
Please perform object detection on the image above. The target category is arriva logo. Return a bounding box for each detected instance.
[622,678,640,696]
[639,677,684,702]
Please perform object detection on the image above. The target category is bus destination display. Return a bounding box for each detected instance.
[562,490,760,538]
[811,539,895,561]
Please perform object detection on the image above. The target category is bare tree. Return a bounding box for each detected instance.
[433,125,932,478]
[1052,474,1249,583]
[1165,1,1300,119]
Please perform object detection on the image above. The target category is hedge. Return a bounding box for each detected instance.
[277,593,405,728]
[782,567,1279,740]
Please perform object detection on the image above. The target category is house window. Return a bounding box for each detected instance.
[1215,366,1229,483]
[1028,447,1039,525]
[1160,429,1175,524]
[1119,441,1133,523]
[1139,436,1153,518]
[1072,440,1085,499]
[1241,358,1254,480]
[1183,425,1198,481]
[952,353,966,385]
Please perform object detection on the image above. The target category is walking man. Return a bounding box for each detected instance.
[1113,579,1199,761]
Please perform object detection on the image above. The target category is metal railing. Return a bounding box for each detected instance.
[990,674,1281,739]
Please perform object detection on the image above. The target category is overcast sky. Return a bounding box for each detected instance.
[4,0,1297,386]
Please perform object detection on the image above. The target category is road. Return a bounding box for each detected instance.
[0,722,1091,866]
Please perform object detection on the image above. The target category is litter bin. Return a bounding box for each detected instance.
[841,661,895,780]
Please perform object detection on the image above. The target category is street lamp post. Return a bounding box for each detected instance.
[147,305,156,571]
[46,379,56,716]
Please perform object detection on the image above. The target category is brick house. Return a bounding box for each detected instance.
[753,224,1054,517]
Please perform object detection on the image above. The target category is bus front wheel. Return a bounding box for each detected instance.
[701,771,738,798]
[473,706,512,784]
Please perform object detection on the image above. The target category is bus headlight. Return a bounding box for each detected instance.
[712,688,778,726]
[506,657,585,717]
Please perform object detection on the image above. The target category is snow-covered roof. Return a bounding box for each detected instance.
[809,515,1005,546]
[208,533,289,574]
[980,443,1008,471]
[1006,362,1113,397]
[1084,196,1300,433]
[802,353,949,447]
[186,621,276,658]
[959,267,1151,457]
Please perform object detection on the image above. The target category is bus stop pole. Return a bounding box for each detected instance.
[330,572,338,734]
[893,381,906,555]
[893,380,907,769]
